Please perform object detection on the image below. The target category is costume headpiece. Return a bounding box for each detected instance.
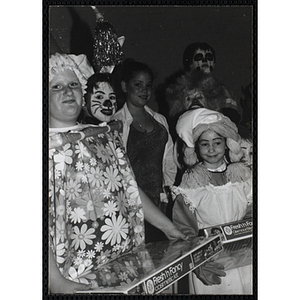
[165,69,207,119]
[176,108,243,166]
[92,6,125,73]
[49,53,94,94]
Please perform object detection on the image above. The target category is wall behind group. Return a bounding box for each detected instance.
[50,5,253,113]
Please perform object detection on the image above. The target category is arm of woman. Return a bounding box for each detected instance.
[49,248,91,294]
[172,194,199,237]
[162,132,178,186]
[138,187,187,241]
[154,113,177,186]
[172,195,227,285]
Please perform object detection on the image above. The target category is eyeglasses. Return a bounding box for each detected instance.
[193,52,214,62]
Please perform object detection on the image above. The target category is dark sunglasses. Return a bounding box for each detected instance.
[194,52,214,62]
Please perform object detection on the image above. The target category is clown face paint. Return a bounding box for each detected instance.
[184,89,206,110]
[241,139,253,167]
[90,82,117,122]
[190,49,215,74]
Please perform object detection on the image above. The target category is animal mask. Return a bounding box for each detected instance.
[88,81,117,122]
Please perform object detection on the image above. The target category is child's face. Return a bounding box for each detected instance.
[190,48,215,73]
[122,72,153,107]
[241,139,253,167]
[89,82,117,122]
[49,69,83,126]
[197,130,226,169]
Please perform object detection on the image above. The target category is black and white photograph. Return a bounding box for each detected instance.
[45,1,256,297]
[5,1,300,300]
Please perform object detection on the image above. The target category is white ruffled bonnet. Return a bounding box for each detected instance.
[176,108,243,166]
[49,53,94,94]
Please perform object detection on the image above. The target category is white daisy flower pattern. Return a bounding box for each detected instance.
[75,142,90,159]
[49,128,145,287]
[101,214,129,245]
[103,165,122,192]
[54,143,73,172]
[70,224,96,250]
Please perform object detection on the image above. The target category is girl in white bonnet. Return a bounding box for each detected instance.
[172,108,252,294]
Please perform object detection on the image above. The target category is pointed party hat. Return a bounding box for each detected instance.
[92,6,125,73]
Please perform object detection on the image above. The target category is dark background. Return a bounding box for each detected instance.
[50,5,253,113]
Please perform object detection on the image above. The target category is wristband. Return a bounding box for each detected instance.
[106,124,111,133]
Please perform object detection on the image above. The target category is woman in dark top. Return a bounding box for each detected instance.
[114,60,177,243]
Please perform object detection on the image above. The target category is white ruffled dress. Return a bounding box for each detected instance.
[172,162,253,294]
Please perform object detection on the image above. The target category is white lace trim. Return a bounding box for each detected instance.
[171,186,196,212]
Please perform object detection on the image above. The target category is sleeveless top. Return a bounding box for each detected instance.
[127,117,168,206]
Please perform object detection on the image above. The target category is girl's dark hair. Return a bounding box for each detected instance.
[85,72,116,96]
[183,42,216,71]
[121,59,154,83]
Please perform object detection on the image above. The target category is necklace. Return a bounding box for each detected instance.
[133,116,151,133]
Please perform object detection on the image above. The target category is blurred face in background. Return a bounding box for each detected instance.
[241,139,253,167]
[184,88,206,110]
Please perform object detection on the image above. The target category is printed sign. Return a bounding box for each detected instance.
[79,235,223,294]
[191,235,223,265]
[220,220,253,241]
[144,255,192,294]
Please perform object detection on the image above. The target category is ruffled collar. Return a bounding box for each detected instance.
[204,162,227,173]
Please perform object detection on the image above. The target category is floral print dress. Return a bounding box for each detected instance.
[49,124,145,288]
